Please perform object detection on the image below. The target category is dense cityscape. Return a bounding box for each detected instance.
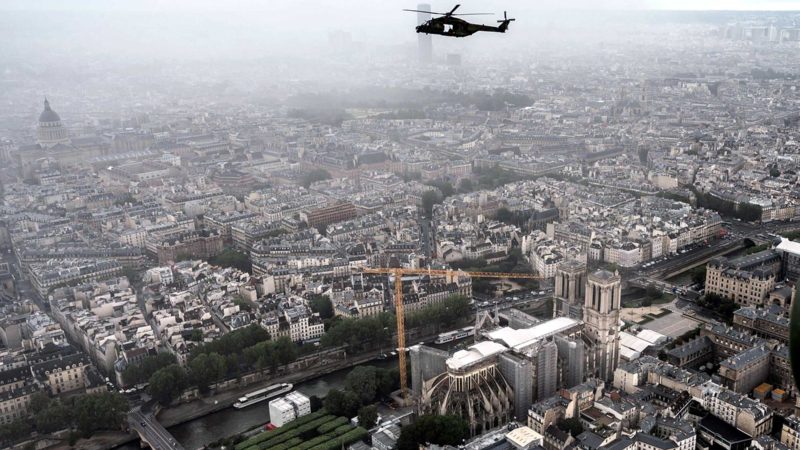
[3,2,800,450]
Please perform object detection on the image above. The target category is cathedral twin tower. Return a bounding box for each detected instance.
[554,260,622,381]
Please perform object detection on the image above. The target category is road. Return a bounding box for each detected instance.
[129,407,184,450]
[1,247,45,311]
[418,212,433,259]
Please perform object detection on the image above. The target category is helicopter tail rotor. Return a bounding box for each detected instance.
[498,11,516,23]
[498,11,515,32]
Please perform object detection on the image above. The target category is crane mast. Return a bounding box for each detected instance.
[361,267,545,400]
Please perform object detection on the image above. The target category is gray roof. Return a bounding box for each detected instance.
[576,431,605,450]
[634,433,676,450]
[667,336,712,359]
[719,345,770,370]
[591,269,617,282]
[39,98,61,123]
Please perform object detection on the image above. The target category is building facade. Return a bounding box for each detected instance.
[583,269,622,381]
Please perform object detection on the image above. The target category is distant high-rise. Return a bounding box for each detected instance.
[417,4,433,63]
[583,269,621,382]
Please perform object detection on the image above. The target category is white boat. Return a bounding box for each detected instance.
[434,326,474,344]
[233,383,293,409]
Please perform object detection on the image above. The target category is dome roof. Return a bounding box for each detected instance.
[39,98,61,123]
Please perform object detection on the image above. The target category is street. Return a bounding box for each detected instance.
[129,407,185,450]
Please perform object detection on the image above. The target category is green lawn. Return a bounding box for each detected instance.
[234,409,368,450]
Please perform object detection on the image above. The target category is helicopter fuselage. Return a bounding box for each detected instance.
[416,16,509,37]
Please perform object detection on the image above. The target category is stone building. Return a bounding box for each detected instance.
[37,98,70,148]
[705,251,781,306]
[418,341,513,436]
[583,269,622,381]
[554,259,586,320]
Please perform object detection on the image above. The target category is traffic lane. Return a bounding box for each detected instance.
[129,411,178,450]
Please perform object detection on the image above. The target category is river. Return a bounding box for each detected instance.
[115,358,398,450]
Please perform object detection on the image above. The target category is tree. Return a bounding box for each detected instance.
[323,389,360,418]
[29,391,51,415]
[345,366,378,404]
[556,417,584,437]
[208,248,252,273]
[690,266,707,286]
[191,324,269,361]
[307,294,334,319]
[72,392,129,437]
[232,295,252,312]
[0,421,33,445]
[645,284,662,300]
[428,180,455,198]
[301,168,332,188]
[357,405,378,429]
[405,295,472,331]
[273,336,298,366]
[148,364,187,406]
[35,401,70,434]
[122,352,177,386]
[421,190,441,217]
[494,207,515,224]
[458,178,474,193]
[188,329,204,342]
[770,166,781,177]
[320,312,394,353]
[376,368,400,398]
[309,395,324,412]
[397,415,470,450]
[189,352,227,393]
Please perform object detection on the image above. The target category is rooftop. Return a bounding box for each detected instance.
[486,317,579,351]
[447,341,508,371]
[776,237,800,256]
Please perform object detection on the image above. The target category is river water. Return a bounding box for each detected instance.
[115,358,398,450]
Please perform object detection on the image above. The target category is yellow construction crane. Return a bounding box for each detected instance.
[361,267,545,400]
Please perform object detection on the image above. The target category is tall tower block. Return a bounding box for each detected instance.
[417,4,433,63]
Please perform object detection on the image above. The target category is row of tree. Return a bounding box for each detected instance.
[405,295,471,333]
[696,292,738,324]
[133,294,475,407]
[208,248,252,273]
[122,352,177,386]
[452,248,538,294]
[323,365,399,429]
[396,415,470,450]
[0,392,129,445]
[691,187,762,222]
[148,335,299,405]
[320,312,394,353]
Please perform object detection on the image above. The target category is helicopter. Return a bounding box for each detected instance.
[404,4,515,38]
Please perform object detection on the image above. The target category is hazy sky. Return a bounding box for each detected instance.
[2,0,800,11]
[2,0,799,66]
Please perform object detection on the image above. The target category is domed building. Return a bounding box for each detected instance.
[37,98,70,148]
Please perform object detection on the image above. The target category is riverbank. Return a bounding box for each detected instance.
[157,348,386,428]
[48,348,390,450]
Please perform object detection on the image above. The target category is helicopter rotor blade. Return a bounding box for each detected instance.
[448,4,461,15]
[402,9,448,15]
[452,13,494,16]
